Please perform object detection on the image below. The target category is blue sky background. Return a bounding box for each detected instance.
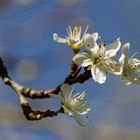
[0,0,140,140]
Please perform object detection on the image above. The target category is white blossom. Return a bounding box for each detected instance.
[50,84,91,126]
[53,26,88,52]
[73,38,122,84]
[119,43,140,85]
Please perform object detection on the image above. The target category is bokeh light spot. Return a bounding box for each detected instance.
[16,59,38,81]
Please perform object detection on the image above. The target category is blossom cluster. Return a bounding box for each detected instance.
[53,26,140,125]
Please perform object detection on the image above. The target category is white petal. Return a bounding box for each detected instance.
[53,33,67,43]
[73,113,86,126]
[83,33,95,48]
[73,52,93,67]
[92,32,99,41]
[105,38,121,58]
[62,105,73,116]
[119,43,130,65]
[73,102,91,115]
[105,61,123,75]
[61,84,73,102]
[91,65,106,84]
[121,42,130,56]
[90,45,100,56]
[62,106,87,126]
[119,53,125,65]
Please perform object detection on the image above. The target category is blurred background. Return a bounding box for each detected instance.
[0,0,140,139]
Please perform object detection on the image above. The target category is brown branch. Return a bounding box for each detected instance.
[0,56,91,122]
[69,60,79,77]
[65,69,91,84]
[3,77,61,99]
[0,57,91,99]
[21,103,63,120]
[0,57,9,79]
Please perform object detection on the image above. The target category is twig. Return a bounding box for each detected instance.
[21,103,62,120]
[0,57,91,99]
[0,56,91,121]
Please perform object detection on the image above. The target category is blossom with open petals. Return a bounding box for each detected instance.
[53,26,97,53]
[73,38,122,84]
[60,84,91,126]
[50,84,91,126]
[119,43,140,85]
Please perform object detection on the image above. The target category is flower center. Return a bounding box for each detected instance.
[123,63,138,76]
[92,53,107,66]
